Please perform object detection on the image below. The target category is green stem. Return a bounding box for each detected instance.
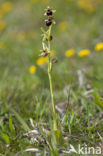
[48,26,57,131]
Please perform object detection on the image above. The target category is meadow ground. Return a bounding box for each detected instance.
[0,0,103,155]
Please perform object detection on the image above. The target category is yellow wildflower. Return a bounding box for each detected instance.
[17,32,25,42]
[78,0,102,13]
[36,57,48,66]
[36,51,55,67]
[0,42,5,49]
[29,65,36,74]
[58,22,68,31]
[1,2,12,14]
[95,43,103,51]
[27,30,38,38]
[78,0,95,13]
[0,11,3,19]
[78,49,90,57]
[0,21,6,31]
[64,142,68,146]
[65,49,75,57]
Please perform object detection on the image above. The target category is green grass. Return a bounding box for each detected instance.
[0,0,103,155]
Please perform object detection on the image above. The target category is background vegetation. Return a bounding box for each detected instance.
[0,0,103,155]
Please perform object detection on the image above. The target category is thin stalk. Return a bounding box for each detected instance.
[48,26,57,131]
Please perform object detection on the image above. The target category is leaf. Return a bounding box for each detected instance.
[93,93,103,110]
[9,116,16,137]
[55,129,62,140]
[25,148,41,152]
[40,27,45,33]
[0,134,10,144]
[42,42,47,50]
[10,108,30,131]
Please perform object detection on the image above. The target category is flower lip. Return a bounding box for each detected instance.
[46,19,52,26]
[41,52,48,57]
[46,9,53,16]
[46,35,53,41]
